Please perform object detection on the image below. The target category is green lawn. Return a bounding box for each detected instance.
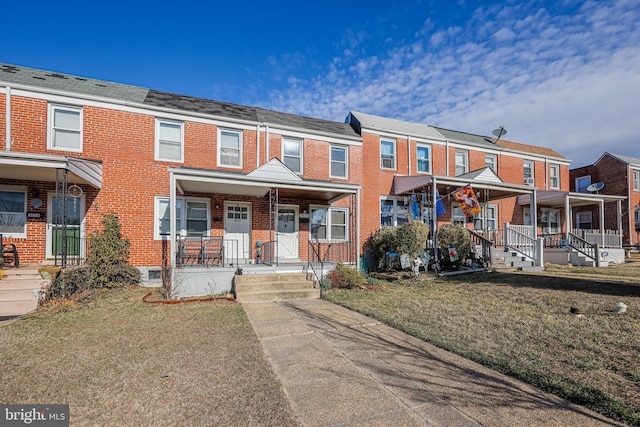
[324,271,640,426]
[0,287,299,427]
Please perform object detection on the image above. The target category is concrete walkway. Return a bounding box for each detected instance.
[243,299,625,427]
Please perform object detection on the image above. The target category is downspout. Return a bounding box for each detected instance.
[169,171,177,275]
[407,135,411,175]
[432,178,439,263]
[265,125,270,163]
[544,158,549,191]
[445,141,449,176]
[5,85,11,151]
[256,124,261,168]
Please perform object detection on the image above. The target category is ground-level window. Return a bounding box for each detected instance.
[541,208,561,234]
[380,198,408,227]
[451,204,467,225]
[576,211,592,229]
[0,187,27,237]
[523,207,532,226]
[473,205,497,230]
[310,206,349,240]
[635,207,640,231]
[155,196,210,239]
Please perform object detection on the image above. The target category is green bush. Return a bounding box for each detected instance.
[88,213,140,288]
[369,227,398,270]
[326,263,366,289]
[437,224,471,261]
[46,266,92,299]
[396,221,430,257]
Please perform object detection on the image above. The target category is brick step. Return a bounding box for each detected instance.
[0,300,38,316]
[236,289,321,303]
[235,281,315,293]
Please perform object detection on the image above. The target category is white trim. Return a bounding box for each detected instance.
[576,211,592,229]
[416,143,431,174]
[217,128,243,169]
[0,185,28,238]
[455,149,468,176]
[45,191,86,259]
[154,195,210,240]
[575,175,591,193]
[485,153,497,172]
[380,138,397,170]
[549,163,560,189]
[47,103,83,152]
[329,144,348,179]
[155,118,184,163]
[309,205,349,241]
[282,137,303,174]
[380,196,409,227]
[633,169,640,192]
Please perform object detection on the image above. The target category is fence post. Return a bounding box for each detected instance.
[594,243,600,267]
[504,222,510,251]
[536,238,544,267]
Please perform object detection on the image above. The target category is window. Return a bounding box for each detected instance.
[155,196,210,239]
[48,104,82,151]
[416,144,430,173]
[575,176,591,193]
[0,187,27,237]
[523,160,534,185]
[283,138,302,173]
[634,170,640,191]
[330,145,348,178]
[541,208,560,234]
[380,139,396,169]
[380,198,408,227]
[310,206,349,240]
[473,205,497,230]
[576,212,592,229]
[155,119,183,162]
[523,207,532,226]
[451,204,467,225]
[218,129,242,168]
[455,150,468,176]
[485,154,497,172]
[635,207,640,231]
[549,164,560,189]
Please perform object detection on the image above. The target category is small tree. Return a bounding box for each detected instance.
[88,213,140,288]
[369,227,398,270]
[396,221,430,257]
[437,224,471,261]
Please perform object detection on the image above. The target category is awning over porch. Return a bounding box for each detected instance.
[0,151,103,189]
[517,191,626,208]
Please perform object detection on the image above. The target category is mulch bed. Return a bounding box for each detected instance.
[142,289,236,305]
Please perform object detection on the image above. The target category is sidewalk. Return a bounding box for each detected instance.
[243,299,625,427]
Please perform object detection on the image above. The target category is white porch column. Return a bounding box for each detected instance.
[600,199,605,248]
[531,190,538,235]
[356,188,361,271]
[617,199,623,244]
[170,171,177,271]
[432,178,439,261]
[565,193,571,241]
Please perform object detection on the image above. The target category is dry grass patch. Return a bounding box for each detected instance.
[324,271,640,426]
[0,287,299,427]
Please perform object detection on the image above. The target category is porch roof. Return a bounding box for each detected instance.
[0,151,102,189]
[394,168,534,201]
[169,159,360,203]
[517,191,626,208]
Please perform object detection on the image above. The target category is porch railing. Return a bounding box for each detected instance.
[567,232,600,267]
[306,240,354,289]
[539,233,565,248]
[468,230,493,266]
[53,236,89,267]
[571,228,622,249]
[504,224,538,263]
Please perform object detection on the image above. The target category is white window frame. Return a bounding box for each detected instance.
[549,164,560,189]
[455,149,468,176]
[451,203,467,225]
[485,154,497,172]
[634,169,640,192]
[155,119,184,162]
[310,205,349,241]
[48,104,83,152]
[217,128,243,169]
[380,139,396,170]
[330,145,348,178]
[575,175,591,193]
[576,211,592,229]
[473,204,498,230]
[0,185,27,238]
[154,196,210,240]
[523,160,534,183]
[380,197,409,227]
[523,207,532,226]
[541,208,561,234]
[416,144,431,174]
[282,137,303,174]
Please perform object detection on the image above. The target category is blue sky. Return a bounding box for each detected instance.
[3,0,639,167]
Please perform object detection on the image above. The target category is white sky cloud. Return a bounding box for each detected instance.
[263,0,640,167]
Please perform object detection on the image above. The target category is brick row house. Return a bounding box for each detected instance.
[0,62,627,296]
[570,152,640,247]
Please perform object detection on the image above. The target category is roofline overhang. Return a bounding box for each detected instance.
[394,174,534,200]
[517,190,627,207]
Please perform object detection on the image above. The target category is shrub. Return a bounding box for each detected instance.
[437,224,471,261]
[369,227,398,270]
[396,221,430,257]
[88,213,140,288]
[46,266,92,299]
[326,263,366,289]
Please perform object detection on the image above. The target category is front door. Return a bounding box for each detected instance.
[46,192,85,259]
[277,205,299,260]
[224,202,251,263]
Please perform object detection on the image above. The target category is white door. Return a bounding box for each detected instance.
[46,192,85,259]
[224,202,251,263]
[277,205,299,260]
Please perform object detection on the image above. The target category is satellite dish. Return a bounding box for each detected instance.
[491,126,507,143]
[586,182,604,193]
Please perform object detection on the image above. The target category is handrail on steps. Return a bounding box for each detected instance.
[504,224,537,263]
[307,240,324,296]
[567,232,600,267]
[468,229,493,267]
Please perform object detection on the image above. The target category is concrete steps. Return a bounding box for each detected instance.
[235,273,319,303]
[491,248,543,272]
[0,266,46,317]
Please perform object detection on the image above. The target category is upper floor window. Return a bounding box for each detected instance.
[634,170,640,192]
[575,176,591,193]
[283,138,302,173]
[48,104,82,152]
[310,206,349,240]
[455,149,468,176]
[155,119,183,162]
[0,186,27,238]
[380,139,396,170]
[380,198,408,227]
[523,160,534,185]
[416,144,430,173]
[218,129,242,168]
[485,154,497,172]
[330,145,348,178]
[549,164,560,189]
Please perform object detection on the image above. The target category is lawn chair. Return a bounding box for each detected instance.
[1,234,20,268]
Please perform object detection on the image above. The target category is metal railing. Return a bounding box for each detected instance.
[307,240,324,294]
[306,240,355,292]
[176,236,235,268]
[571,228,622,249]
[567,232,600,267]
[53,235,88,267]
